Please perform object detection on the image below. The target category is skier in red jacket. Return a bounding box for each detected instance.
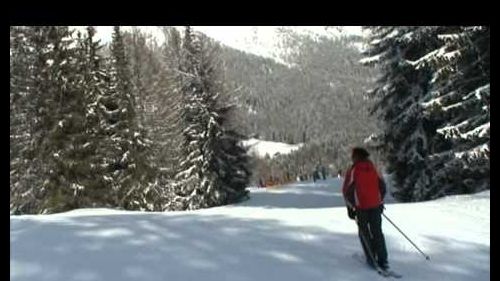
[342,147,389,270]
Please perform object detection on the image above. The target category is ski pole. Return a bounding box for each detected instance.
[382,212,431,260]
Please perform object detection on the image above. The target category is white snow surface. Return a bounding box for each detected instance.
[11,178,490,281]
[241,138,303,159]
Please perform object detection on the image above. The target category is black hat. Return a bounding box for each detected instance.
[352,147,370,160]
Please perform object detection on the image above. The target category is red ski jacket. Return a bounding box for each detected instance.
[342,160,386,210]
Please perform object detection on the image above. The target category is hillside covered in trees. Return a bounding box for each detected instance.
[10,26,489,215]
[219,30,381,183]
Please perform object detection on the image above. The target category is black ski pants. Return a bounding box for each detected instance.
[357,206,388,268]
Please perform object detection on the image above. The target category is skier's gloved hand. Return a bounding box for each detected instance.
[379,204,385,213]
[347,207,356,220]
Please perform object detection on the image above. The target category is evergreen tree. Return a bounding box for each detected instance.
[105,26,155,210]
[363,26,489,201]
[28,26,93,213]
[172,27,250,210]
[214,128,251,203]
[411,26,490,199]
[155,27,184,180]
[361,26,443,201]
[10,26,42,213]
[72,26,118,208]
[124,27,180,210]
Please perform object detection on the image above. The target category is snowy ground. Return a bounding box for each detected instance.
[11,178,490,281]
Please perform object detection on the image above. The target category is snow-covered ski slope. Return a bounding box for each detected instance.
[11,178,489,281]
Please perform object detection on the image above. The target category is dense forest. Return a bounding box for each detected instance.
[10,26,250,214]
[10,26,489,214]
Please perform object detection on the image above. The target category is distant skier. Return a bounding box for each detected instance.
[342,147,389,271]
[314,165,323,182]
[313,168,320,183]
[321,166,327,180]
[337,169,343,179]
[258,178,265,188]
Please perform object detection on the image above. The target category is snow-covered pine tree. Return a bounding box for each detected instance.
[199,34,252,205]
[163,27,182,69]
[126,30,166,171]
[128,29,146,124]
[10,26,43,214]
[171,26,211,210]
[215,128,252,203]
[105,26,156,211]
[26,26,97,213]
[361,26,443,201]
[10,26,92,213]
[70,26,120,208]
[122,27,179,210]
[411,26,490,199]
[172,27,250,210]
[125,28,155,129]
[158,27,184,179]
[201,39,251,202]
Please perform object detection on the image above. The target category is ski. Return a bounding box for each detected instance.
[376,268,391,277]
[378,268,402,279]
[352,253,402,278]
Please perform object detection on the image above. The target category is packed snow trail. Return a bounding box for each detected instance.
[11,178,490,281]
